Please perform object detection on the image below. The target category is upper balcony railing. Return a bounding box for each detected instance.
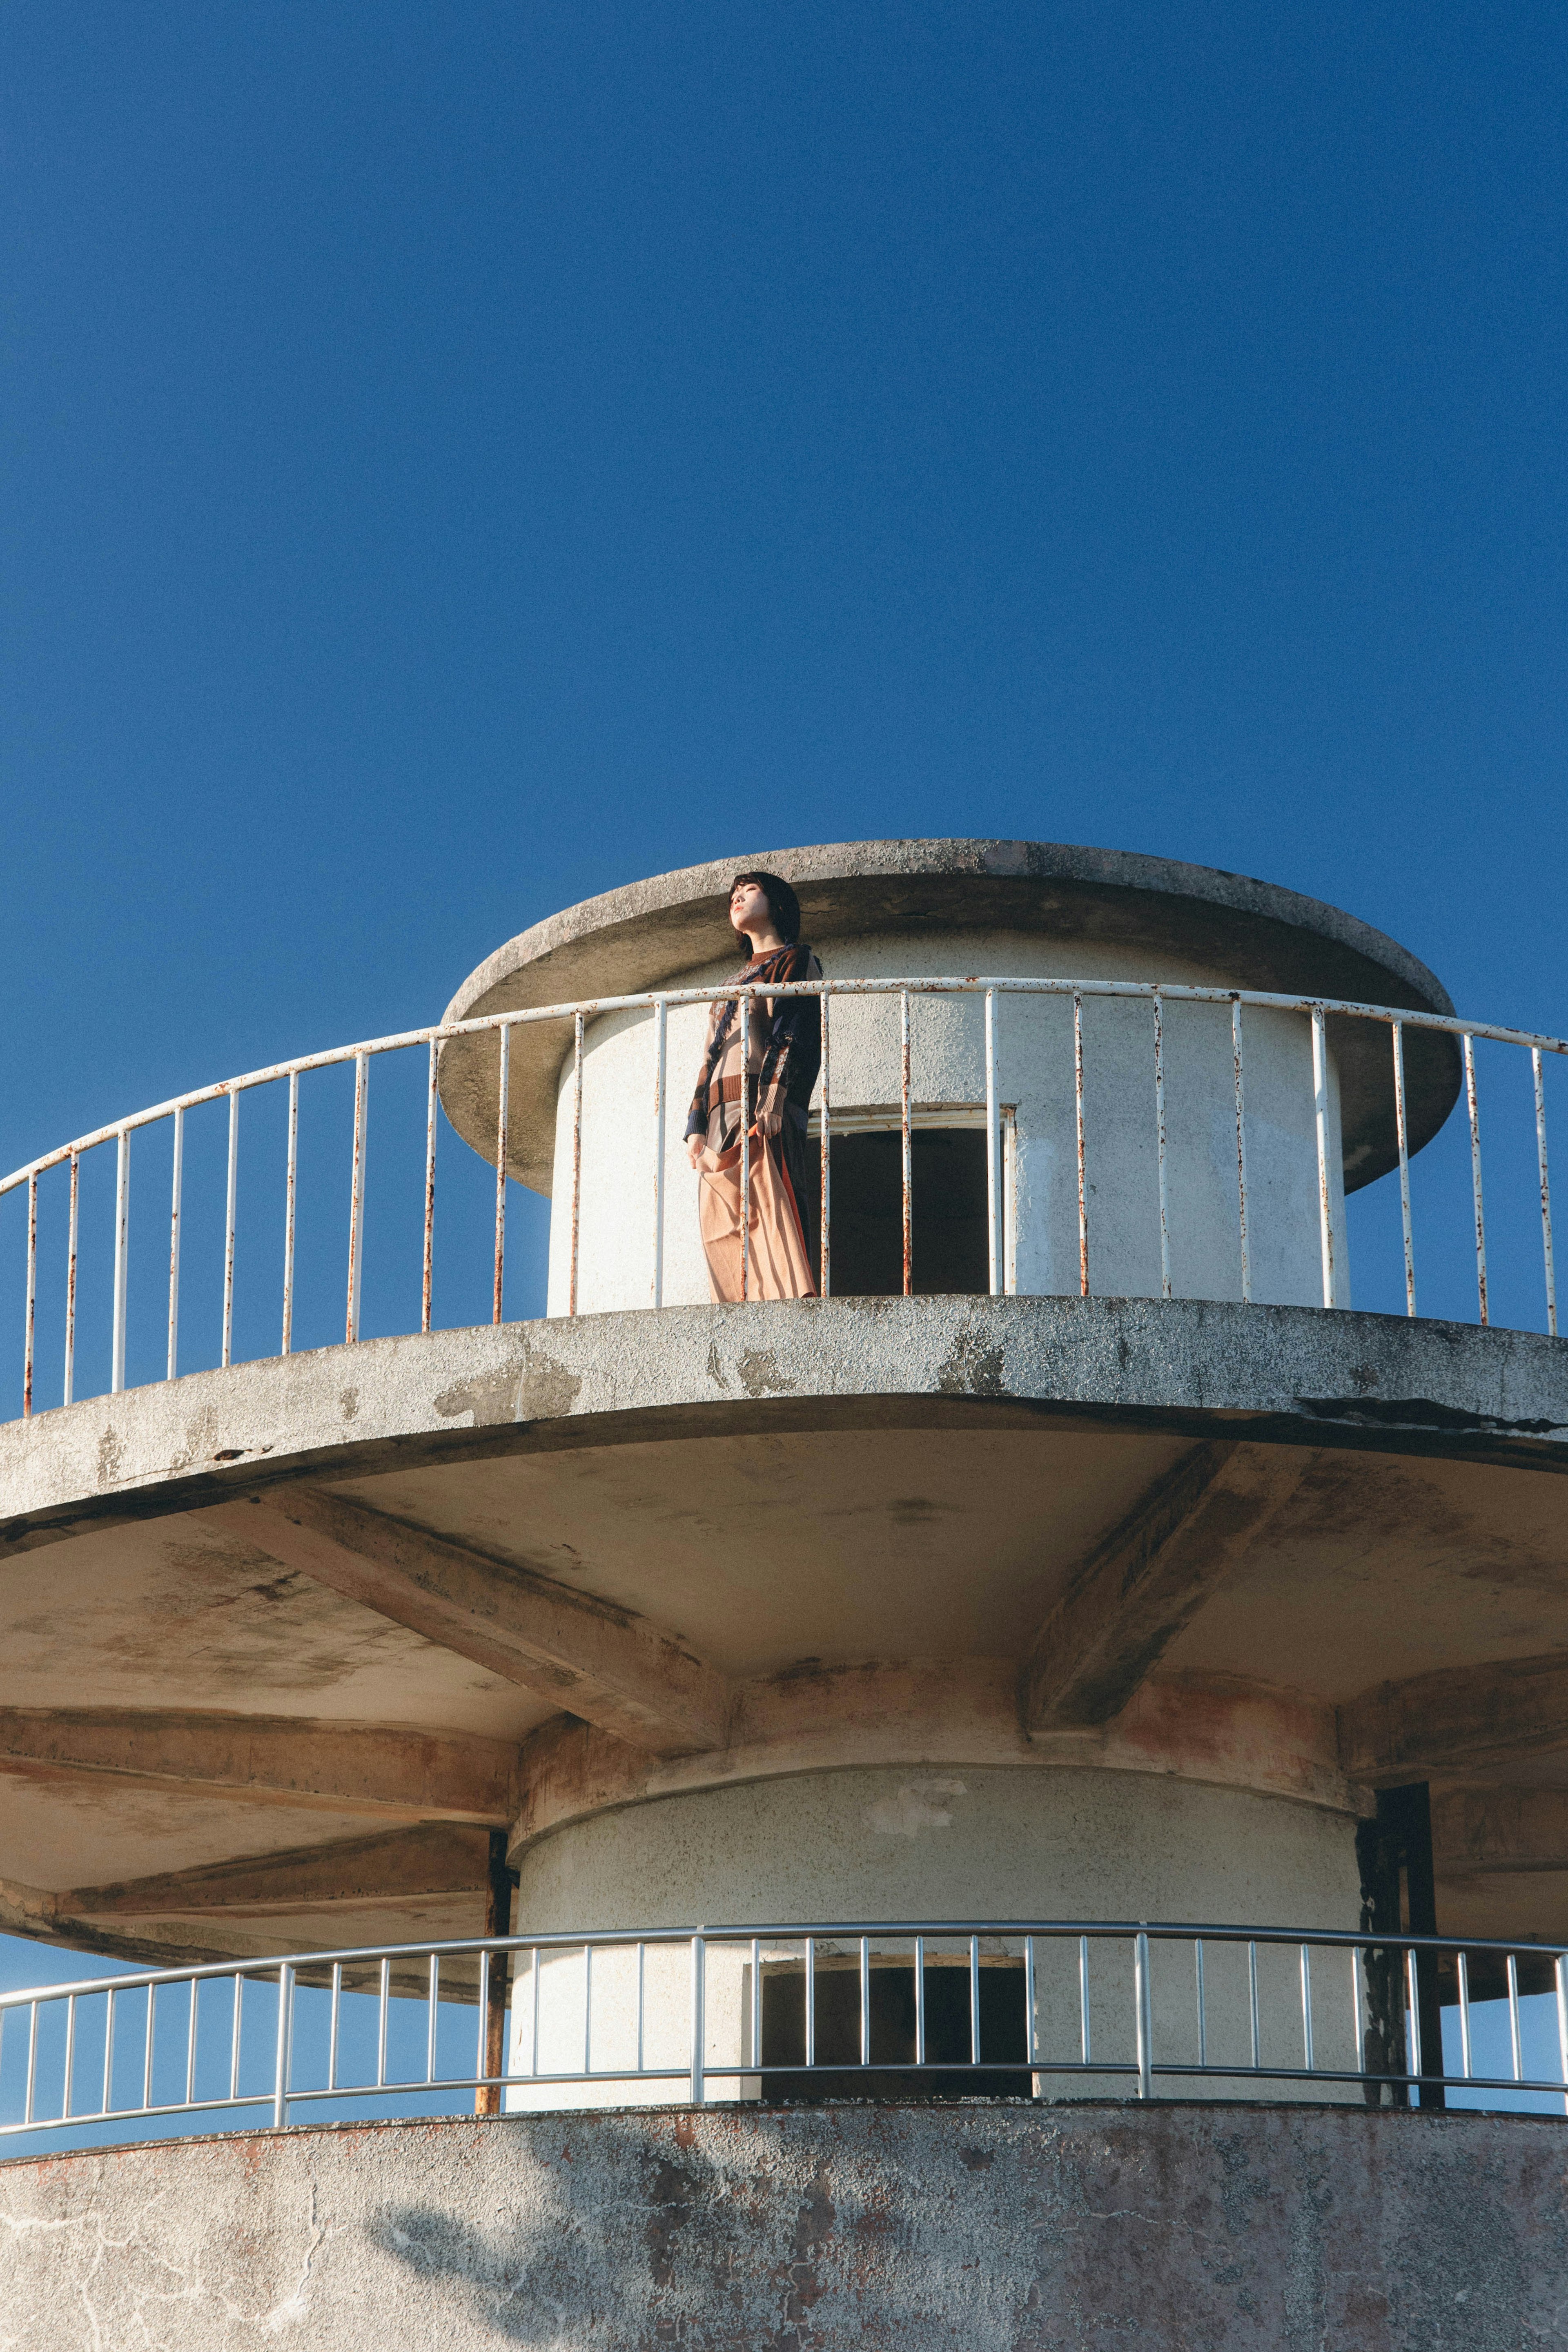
[1,975,1564,1423]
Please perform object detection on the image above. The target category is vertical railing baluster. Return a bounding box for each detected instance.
[1074,993,1089,1296]
[637,1942,646,2078]
[24,2002,38,2125]
[423,1042,437,1335]
[22,1172,36,1419]
[1392,1022,1416,1317]
[914,1935,926,2067]
[111,1129,129,1393]
[985,990,1000,1297]
[1457,1950,1472,2079]
[968,1933,981,2067]
[738,997,751,1304]
[346,1054,368,1344]
[228,1976,241,2104]
[583,1943,592,2077]
[1555,1952,1568,2118]
[63,1151,78,1406]
[689,1935,706,2105]
[1405,1948,1423,2095]
[329,1962,342,2091]
[1232,999,1251,1305]
[651,1001,666,1310]
[804,1937,815,2069]
[1310,1007,1335,1309]
[167,1107,184,1378]
[748,1938,760,2076]
[1134,1932,1152,2098]
[1464,1033,1488,1325]
[281,1074,298,1355]
[63,1993,78,2122]
[222,1088,239,1368]
[143,1984,156,2112]
[377,1956,390,2087]
[1195,1939,1207,2070]
[1507,1951,1523,2083]
[475,1951,490,2092]
[1533,1047,1556,1336]
[1248,1942,1261,2069]
[272,1965,293,2129]
[426,1955,439,2084]
[860,1936,871,2068]
[1153,991,1170,1300]
[1024,1935,1037,2070]
[183,1980,197,2109]
[569,1013,584,1316]
[1300,1945,1314,2072]
[1079,1935,1091,2065]
[819,994,831,1298]
[900,991,913,1298]
[103,1987,117,2115]
[493,1025,510,1327]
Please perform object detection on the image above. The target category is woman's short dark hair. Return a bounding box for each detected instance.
[730,869,801,947]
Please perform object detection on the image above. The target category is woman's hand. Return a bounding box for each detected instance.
[686,1134,708,1170]
[751,1105,782,1140]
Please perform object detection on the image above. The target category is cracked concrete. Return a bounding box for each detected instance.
[0,2103,1564,2349]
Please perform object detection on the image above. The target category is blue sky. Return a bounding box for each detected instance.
[2,1,1567,2069]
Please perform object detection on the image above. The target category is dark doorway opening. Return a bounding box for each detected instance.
[757,1958,1031,2100]
[826,1128,990,1296]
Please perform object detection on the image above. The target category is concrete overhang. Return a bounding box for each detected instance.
[435,839,1462,1193]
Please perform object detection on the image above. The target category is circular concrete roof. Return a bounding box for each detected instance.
[437,839,1461,1195]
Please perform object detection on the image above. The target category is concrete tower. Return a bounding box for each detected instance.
[2,840,1566,2347]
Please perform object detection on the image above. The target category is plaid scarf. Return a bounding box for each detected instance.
[684,943,824,1154]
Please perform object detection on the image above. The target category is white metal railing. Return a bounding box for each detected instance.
[2,976,1564,1422]
[1,1919,1565,2151]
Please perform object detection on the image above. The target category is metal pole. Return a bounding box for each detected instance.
[1535,1047,1557,1337]
[63,1152,78,1407]
[493,1025,510,1327]
[569,1013,584,1316]
[111,1130,129,1394]
[1153,992,1170,1300]
[222,1088,239,1368]
[422,1042,437,1335]
[689,1935,706,2105]
[985,990,1000,1297]
[1074,993,1089,1296]
[738,997,751,1304]
[1464,1033,1488,1325]
[1232,999,1251,1305]
[819,994,831,1299]
[1134,1931,1153,2098]
[1310,1006,1335,1308]
[900,991,912,1298]
[1392,1023,1415,1316]
[651,1001,666,1309]
[22,1174,36,1419]
[271,1964,293,2129]
[167,1107,184,1379]
[281,1073,297,1355]
[346,1054,367,1344]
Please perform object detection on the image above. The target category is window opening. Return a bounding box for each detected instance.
[808,1105,1015,1298]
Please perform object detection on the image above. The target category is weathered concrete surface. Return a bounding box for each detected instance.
[437,837,1459,1192]
[0,2103,1562,2349]
[6,1296,1566,1547]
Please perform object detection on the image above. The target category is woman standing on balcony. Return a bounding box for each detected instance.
[685,871,822,1300]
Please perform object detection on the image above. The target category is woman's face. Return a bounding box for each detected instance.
[729,880,773,940]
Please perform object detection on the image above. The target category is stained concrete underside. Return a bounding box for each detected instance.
[0,1296,1566,1965]
[0,2103,1562,2351]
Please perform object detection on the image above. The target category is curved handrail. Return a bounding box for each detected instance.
[0,1915,1563,2144]
[3,972,1564,1424]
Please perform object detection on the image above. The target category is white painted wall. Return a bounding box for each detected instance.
[505,1764,1364,2109]
[545,927,1350,1314]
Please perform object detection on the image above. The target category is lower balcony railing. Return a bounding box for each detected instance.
[2,1920,1566,2154]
